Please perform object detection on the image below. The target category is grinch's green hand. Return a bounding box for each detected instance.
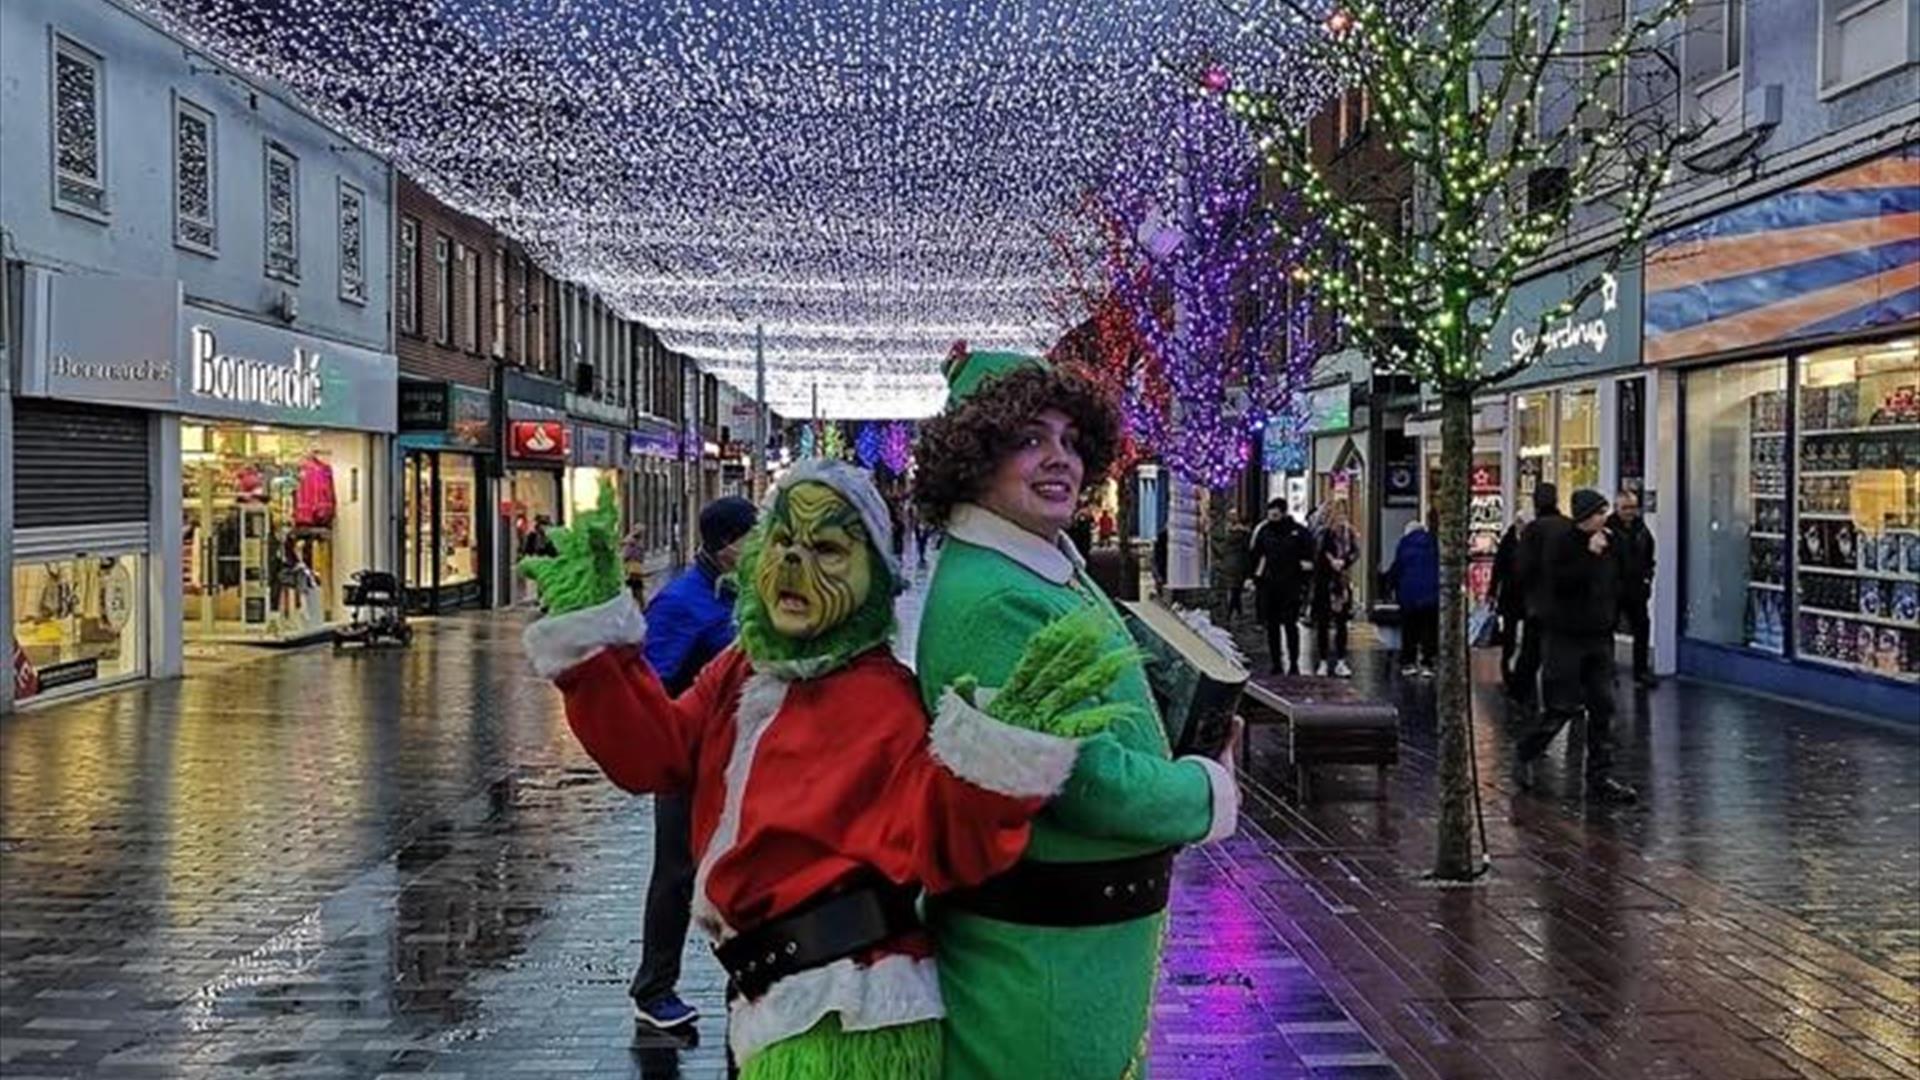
[518,480,624,615]
[964,609,1138,738]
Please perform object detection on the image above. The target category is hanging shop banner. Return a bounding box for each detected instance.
[1644,145,1919,364]
[1485,253,1643,390]
[628,417,681,460]
[509,420,570,461]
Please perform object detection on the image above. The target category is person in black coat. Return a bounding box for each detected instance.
[1508,482,1570,709]
[1607,489,1657,688]
[1250,498,1313,675]
[1490,513,1529,682]
[1516,488,1637,803]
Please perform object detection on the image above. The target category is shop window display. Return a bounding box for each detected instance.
[1514,391,1554,509]
[1684,358,1789,653]
[1556,387,1600,494]
[404,453,480,602]
[1793,341,1920,681]
[182,422,369,639]
[11,554,143,700]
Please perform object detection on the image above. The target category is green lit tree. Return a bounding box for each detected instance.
[1227,0,1703,880]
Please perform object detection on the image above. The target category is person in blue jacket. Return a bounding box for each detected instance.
[629,494,757,1032]
[1387,511,1441,677]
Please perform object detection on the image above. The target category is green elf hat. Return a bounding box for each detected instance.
[942,340,1046,411]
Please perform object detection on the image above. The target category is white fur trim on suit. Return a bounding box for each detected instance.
[690,671,789,942]
[522,592,647,680]
[1182,754,1240,844]
[928,688,1080,799]
[729,952,944,1065]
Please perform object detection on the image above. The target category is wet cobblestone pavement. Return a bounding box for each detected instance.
[3,589,1915,1079]
[1,602,1389,1079]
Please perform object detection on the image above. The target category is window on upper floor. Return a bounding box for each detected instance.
[435,234,453,345]
[263,142,300,281]
[464,245,482,353]
[337,180,366,304]
[1821,0,1912,95]
[52,33,107,218]
[492,248,507,359]
[398,217,420,335]
[173,96,216,252]
[1684,0,1743,86]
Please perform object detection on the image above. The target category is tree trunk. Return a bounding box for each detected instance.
[1432,383,1478,880]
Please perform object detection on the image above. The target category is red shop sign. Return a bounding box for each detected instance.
[510,421,570,461]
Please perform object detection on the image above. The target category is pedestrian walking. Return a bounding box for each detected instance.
[1387,512,1440,677]
[1211,509,1253,620]
[1250,498,1313,674]
[1608,489,1657,688]
[1097,508,1117,548]
[627,495,757,1033]
[1516,488,1638,804]
[1311,498,1361,678]
[1509,482,1569,710]
[1490,511,1529,684]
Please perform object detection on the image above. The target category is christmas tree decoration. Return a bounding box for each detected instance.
[879,421,915,478]
[855,422,884,469]
[131,0,1334,419]
[821,421,847,462]
[798,423,818,460]
[1095,92,1327,491]
[1224,0,1701,881]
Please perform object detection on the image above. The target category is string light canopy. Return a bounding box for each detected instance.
[134,0,1331,419]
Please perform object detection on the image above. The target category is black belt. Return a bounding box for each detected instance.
[714,883,922,1001]
[937,849,1175,928]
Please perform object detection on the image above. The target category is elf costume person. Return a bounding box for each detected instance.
[913,350,1242,1079]
[520,459,1136,1080]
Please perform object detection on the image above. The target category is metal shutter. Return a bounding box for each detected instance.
[13,400,151,529]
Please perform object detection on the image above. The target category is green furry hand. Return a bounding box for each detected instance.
[518,480,624,615]
[955,609,1137,738]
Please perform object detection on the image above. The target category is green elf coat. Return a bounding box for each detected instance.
[916,503,1239,1079]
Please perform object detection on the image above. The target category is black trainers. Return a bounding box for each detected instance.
[1588,776,1638,804]
[633,993,699,1029]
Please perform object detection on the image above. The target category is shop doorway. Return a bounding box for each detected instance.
[403,451,487,612]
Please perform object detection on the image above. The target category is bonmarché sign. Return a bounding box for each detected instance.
[188,324,325,411]
[1485,254,1642,392]
[18,271,397,431]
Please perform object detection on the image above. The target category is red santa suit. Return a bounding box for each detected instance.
[524,592,1082,1064]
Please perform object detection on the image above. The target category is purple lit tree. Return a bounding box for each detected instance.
[1100,87,1327,494]
[879,421,914,478]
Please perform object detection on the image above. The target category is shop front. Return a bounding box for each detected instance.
[628,419,682,583]
[10,272,396,693]
[501,369,570,605]
[568,422,626,523]
[397,380,496,612]
[1649,146,1919,720]
[175,313,395,642]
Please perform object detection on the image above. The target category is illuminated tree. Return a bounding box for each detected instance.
[1227,0,1701,879]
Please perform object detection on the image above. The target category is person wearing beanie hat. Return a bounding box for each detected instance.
[520,473,1131,1078]
[1509,480,1569,710]
[1514,486,1638,804]
[912,346,1242,1079]
[622,493,759,1034]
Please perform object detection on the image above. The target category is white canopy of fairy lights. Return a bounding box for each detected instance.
[134,0,1327,419]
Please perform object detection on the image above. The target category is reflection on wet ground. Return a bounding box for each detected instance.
[3,595,1915,1079]
[1,610,1390,1078]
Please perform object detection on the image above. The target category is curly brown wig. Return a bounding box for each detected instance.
[912,365,1120,528]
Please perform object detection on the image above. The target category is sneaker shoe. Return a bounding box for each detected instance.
[1399,663,1419,676]
[1316,661,1330,677]
[1588,776,1638,804]
[1417,665,1435,678]
[1334,660,1353,678]
[633,993,699,1029]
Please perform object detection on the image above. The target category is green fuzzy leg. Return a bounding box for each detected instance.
[740,1015,941,1080]
[952,609,1140,739]
[517,479,625,615]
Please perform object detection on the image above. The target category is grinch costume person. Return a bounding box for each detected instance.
[914,351,1242,1079]
[520,459,1135,1080]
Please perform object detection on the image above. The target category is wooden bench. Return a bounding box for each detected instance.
[1240,674,1399,800]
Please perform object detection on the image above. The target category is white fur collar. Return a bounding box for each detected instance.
[945,503,1082,586]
